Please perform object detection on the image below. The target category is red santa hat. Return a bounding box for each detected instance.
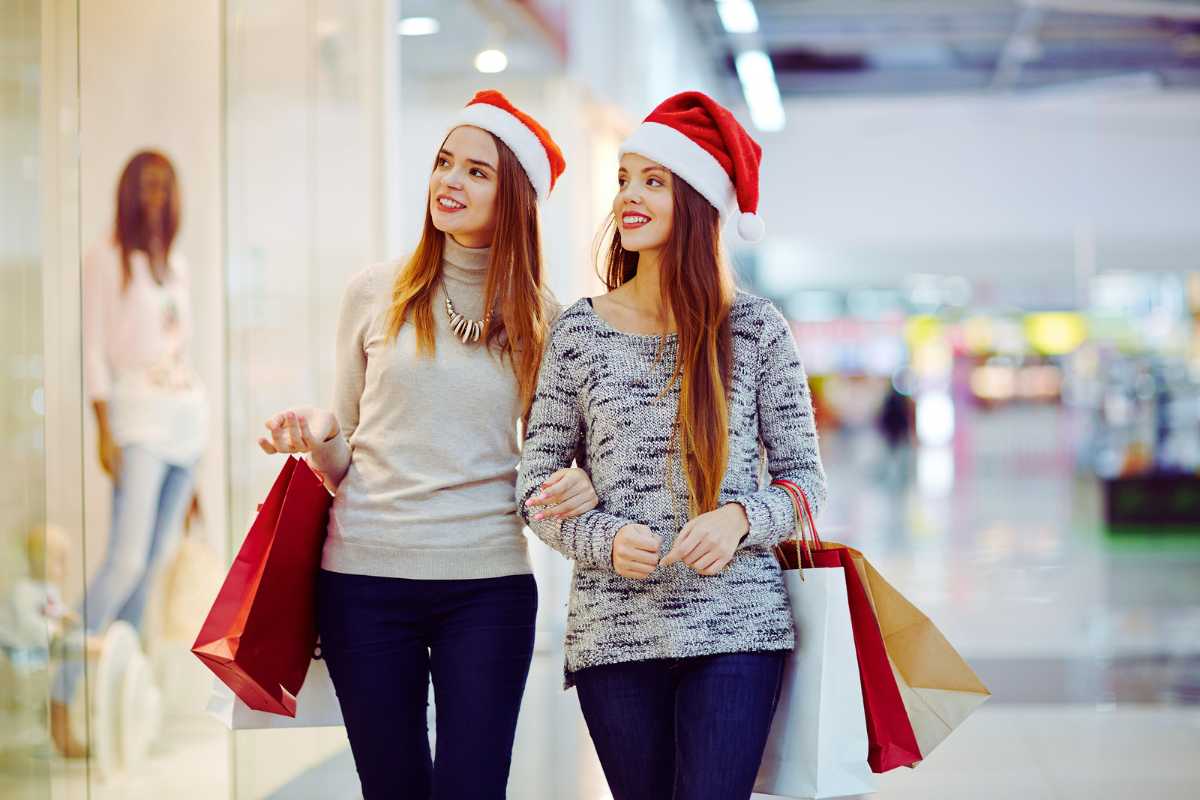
[451,90,566,202]
[618,91,765,241]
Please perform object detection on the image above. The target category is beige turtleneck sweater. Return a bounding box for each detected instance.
[311,237,532,580]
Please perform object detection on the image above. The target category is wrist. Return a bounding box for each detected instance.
[723,502,750,539]
[318,414,340,443]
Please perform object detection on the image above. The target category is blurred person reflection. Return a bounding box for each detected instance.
[49,150,208,757]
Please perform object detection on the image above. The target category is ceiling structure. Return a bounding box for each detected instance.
[689,0,1200,98]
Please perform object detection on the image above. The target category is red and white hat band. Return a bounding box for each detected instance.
[619,122,737,219]
[453,103,553,201]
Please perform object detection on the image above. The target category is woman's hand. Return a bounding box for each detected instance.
[612,524,661,579]
[98,430,122,478]
[257,407,338,455]
[660,503,749,576]
[524,467,598,521]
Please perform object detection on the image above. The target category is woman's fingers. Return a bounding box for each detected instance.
[662,527,702,567]
[298,415,318,449]
[286,413,309,451]
[271,425,293,452]
[257,437,278,454]
[528,470,576,507]
[625,549,660,568]
[541,469,567,488]
[544,484,599,519]
[616,557,655,579]
[683,538,714,568]
[546,495,589,520]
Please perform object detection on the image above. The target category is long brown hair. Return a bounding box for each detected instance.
[600,176,735,517]
[385,131,553,417]
[114,150,181,290]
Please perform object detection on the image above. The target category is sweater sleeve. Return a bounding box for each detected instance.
[517,321,631,572]
[309,266,373,484]
[732,300,829,548]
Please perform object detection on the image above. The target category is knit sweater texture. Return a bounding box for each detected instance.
[312,237,532,580]
[517,291,827,686]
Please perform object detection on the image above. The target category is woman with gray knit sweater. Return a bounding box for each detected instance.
[255,92,597,800]
[518,92,828,800]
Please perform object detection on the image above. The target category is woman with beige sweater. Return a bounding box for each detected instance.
[257,91,594,800]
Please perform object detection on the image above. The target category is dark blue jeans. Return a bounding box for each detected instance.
[316,570,537,800]
[575,651,786,800]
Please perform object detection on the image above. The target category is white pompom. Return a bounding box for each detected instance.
[737,211,765,242]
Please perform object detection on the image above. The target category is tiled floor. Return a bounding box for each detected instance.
[9,405,1200,798]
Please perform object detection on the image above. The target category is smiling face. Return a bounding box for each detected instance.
[429,125,501,248]
[614,152,674,254]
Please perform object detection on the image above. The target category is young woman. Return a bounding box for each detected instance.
[256,91,596,800]
[518,92,828,800]
[51,150,207,758]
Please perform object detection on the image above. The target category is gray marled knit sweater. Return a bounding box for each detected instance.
[517,290,827,687]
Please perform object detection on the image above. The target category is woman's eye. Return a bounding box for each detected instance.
[617,177,627,188]
[436,158,449,168]
[648,177,663,187]
[471,168,487,179]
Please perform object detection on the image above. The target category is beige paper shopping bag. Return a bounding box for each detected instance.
[849,555,991,759]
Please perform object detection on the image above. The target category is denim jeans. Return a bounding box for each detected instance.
[51,445,195,702]
[316,569,537,800]
[575,651,787,800]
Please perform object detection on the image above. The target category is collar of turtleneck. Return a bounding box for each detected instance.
[442,235,491,284]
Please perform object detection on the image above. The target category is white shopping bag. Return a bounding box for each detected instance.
[206,657,343,729]
[754,567,877,799]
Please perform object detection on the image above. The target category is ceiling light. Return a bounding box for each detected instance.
[397,17,440,37]
[734,49,785,131]
[716,0,759,34]
[474,49,508,74]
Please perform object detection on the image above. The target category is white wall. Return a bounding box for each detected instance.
[752,92,1200,304]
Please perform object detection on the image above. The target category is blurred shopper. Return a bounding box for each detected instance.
[257,92,588,800]
[877,383,913,486]
[50,150,208,757]
[519,92,827,800]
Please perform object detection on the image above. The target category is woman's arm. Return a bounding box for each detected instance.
[517,326,633,571]
[83,247,121,477]
[731,300,829,549]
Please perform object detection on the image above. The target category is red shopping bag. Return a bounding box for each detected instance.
[774,479,923,774]
[192,457,332,716]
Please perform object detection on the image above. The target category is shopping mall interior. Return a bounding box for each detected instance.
[3,0,1199,798]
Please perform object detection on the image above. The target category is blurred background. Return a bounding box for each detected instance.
[3,1,1199,798]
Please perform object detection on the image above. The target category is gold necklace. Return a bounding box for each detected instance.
[444,290,491,344]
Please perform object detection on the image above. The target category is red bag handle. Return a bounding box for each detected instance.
[770,478,824,574]
[772,478,822,548]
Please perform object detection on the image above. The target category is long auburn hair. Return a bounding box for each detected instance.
[114,150,181,290]
[385,131,553,417]
[600,176,735,517]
